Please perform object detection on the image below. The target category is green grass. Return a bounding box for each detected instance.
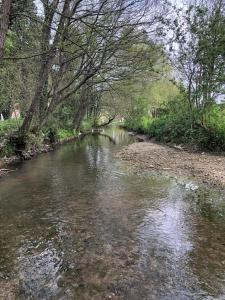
[0,118,22,139]
[57,128,77,140]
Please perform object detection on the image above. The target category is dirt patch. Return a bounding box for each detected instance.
[119,140,225,187]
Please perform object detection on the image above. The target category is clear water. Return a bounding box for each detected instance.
[0,128,225,299]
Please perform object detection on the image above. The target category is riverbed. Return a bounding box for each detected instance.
[119,138,225,187]
[0,128,225,299]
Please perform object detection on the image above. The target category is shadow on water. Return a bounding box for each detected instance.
[0,127,225,299]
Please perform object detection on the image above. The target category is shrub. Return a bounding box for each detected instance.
[57,128,76,140]
[125,99,225,151]
[0,119,22,140]
[80,117,96,132]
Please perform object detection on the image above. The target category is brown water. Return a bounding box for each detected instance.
[0,128,225,300]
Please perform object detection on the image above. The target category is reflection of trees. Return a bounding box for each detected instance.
[0,130,122,298]
[3,128,225,298]
[96,133,116,144]
[186,191,225,297]
[134,183,198,298]
[45,130,175,298]
[132,185,225,298]
[85,173,173,299]
[11,133,114,298]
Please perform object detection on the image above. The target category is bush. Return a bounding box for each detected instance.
[124,116,152,134]
[125,100,225,151]
[0,119,22,140]
[57,128,76,140]
[80,117,96,132]
[0,142,14,157]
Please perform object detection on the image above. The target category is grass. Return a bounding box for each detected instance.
[0,118,22,140]
[57,128,77,140]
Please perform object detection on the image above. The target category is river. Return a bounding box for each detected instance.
[0,128,225,299]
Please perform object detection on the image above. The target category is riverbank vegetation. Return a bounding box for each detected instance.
[124,0,225,151]
[0,0,225,157]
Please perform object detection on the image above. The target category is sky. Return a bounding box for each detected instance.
[34,0,43,15]
[34,0,185,12]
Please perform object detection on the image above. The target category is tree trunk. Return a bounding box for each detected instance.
[73,102,87,132]
[0,0,11,58]
[74,110,86,132]
[20,60,50,134]
[73,84,90,131]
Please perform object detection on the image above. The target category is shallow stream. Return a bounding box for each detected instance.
[0,128,225,299]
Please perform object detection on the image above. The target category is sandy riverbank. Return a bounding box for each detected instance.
[119,140,225,187]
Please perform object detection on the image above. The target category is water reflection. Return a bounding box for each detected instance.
[0,128,225,299]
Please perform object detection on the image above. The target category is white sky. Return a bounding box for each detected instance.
[34,0,43,15]
[34,0,185,12]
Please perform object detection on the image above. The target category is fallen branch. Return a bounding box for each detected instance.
[95,114,116,128]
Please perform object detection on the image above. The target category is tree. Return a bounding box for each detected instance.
[169,0,225,126]
[0,0,11,58]
[0,0,40,119]
[17,0,162,135]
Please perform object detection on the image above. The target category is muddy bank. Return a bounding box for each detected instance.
[0,145,53,177]
[119,140,225,187]
[0,134,86,178]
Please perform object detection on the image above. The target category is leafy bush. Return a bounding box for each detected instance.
[27,132,45,149]
[80,117,96,132]
[125,98,225,151]
[124,115,152,133]
[0,119,22,140]
[0,142,14,157]
[57,128,77,140]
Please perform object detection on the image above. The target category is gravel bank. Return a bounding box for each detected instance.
[119,140,225,187]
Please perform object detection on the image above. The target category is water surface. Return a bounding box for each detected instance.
[0,128,225,299]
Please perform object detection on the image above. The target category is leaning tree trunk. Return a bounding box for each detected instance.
[20,59,50,135]
[73,103,87,132]
[0,0,11,58]
[73,85,89,131]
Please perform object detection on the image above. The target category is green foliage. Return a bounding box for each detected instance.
[52,103,76,131]
[170,1,225,109]
[124,79,181,134]
[80,118,96,132]
[0,0,41,119]
[0,119,22,139]
[0,142,14,157]
[57,129,77,140]
[125,95,225,151]
[148,113,225,151]
[43,123,77,144]
[125,115,152,134]
[4,31,15,54]
[0,122,78,157]
[26,132,45,150]
[0,0,224,156]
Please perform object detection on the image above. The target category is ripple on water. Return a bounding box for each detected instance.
[0,128,225,299]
